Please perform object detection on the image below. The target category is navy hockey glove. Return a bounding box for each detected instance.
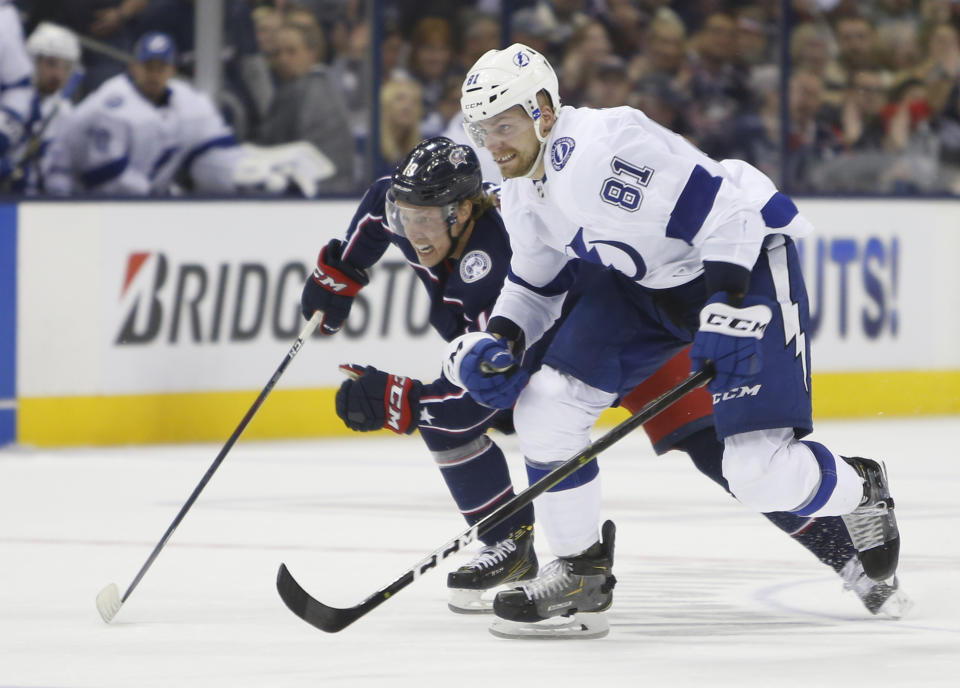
[443,332,530,409]
[335,364,423,434]
[301,239,369,335]
[690,292,774,394]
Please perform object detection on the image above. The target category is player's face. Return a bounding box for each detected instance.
[386,195,469,267]
[464,106,540,179]
[34,55,73,96]
[130,60,175,103]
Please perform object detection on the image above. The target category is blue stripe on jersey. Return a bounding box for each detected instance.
[0,104,25,123]
[506,262,577,297]
[149,145,180,179]
[81,156,129,188]
[760,192,799,228]
[792,441,838,516]
[526,457,599,493]
[665,165,722,245]
[0,75,31,92]
[181,134,238,174]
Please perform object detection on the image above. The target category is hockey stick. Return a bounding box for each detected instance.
[96,310,323,623]
[276,363,715,633]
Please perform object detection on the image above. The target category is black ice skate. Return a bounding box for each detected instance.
[489,520,616,639]
[839,557,913,619]
[841,457,900,582]
[447,525,538,614]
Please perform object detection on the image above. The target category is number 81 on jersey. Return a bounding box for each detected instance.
[600,156,654,212]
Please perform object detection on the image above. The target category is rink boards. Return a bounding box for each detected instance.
[1,198,958,446]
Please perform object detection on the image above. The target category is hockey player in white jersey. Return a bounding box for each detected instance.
[6,22,83,194]
[446,44,903,638]
[44,32,333,196]
[0,0,34,183]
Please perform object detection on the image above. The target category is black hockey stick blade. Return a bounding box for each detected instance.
[277,564,385,633]
[277,364,714,633]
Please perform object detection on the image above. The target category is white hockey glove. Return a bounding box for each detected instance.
[233,142,336,197]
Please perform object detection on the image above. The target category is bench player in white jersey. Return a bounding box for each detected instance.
[44,32,332,196]
[0,0,33,183]
[445,44,903,638]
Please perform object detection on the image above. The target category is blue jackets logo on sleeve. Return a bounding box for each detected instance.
[459,250,492,283]
[551,137,575,171]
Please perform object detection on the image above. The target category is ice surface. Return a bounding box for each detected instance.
[1,416,958,687]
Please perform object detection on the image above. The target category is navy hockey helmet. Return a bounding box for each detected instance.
[386,138,483,261]
[389,136,482,212]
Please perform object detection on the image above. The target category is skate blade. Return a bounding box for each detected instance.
[489,613,610,640]
[447,586,504,614]
[876,586,914,620]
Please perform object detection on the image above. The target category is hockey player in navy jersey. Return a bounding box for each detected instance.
[300,136,907,631]
[444,44,905,637]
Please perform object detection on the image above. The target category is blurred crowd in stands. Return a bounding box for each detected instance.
[3,0,960,196]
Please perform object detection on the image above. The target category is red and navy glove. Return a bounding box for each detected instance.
[689,292,774,394]
[335,364,423,434]
[301,239,369,335]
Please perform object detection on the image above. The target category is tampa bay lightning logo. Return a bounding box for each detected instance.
[513,51,530,68]
[460,250,492,283]
[566,227,647,280]
[551,137,576,171]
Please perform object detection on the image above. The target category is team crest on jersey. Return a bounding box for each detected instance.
[551,137,576,171]
[460,250,492,283]
[513,51,530,68]
[448,148,468,168]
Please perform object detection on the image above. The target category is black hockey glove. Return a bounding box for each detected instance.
[335,364,423,435]
[301,239,369,335]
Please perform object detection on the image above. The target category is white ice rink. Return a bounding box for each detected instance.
[2,416,959,687]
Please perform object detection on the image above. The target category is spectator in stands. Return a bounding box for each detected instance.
[253,4,284,79]
[880,77,939,191]
[257,21,355,192]
[381,22,411,82]
[583,54,633,108]
[823,15,883,105]
[408,16,457,135]
[559,19,615,105]
[598,0,647,59]
[457,11,500,74]
[841,68,890,151]
[785,69,845,191]
[914,22,960,115]
[628,9,693,97]
[378,73,422,176]
[510,8,557,63]
[790,21,834,81]
[687,12,753,158]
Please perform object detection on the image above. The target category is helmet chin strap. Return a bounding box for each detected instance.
[519,116,549,179]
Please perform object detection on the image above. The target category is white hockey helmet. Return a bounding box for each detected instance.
[461,43,560,127]
[27,22,81,63]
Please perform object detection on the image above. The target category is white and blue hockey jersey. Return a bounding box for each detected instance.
[45,73,242,195]
[0,0,33,165]
[492,105,813,345]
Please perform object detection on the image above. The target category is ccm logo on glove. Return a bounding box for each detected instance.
[699,302,771,338]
